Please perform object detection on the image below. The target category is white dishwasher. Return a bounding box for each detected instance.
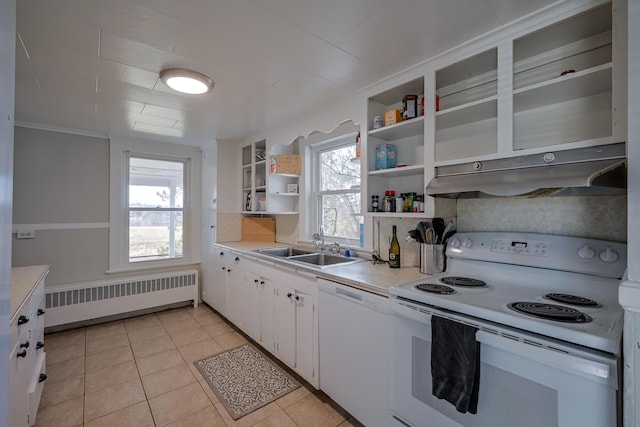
[318,278,392,427]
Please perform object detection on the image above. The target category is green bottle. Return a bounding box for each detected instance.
[389,225,400,268]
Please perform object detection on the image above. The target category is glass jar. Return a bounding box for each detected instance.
[371,195,380,212]
[383,190,395,212]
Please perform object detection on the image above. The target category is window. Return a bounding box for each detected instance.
[313,133,361,241]
[127,156,187,263]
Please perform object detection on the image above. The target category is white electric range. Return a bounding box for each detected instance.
[388,232,626,427]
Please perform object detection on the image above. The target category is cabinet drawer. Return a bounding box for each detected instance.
[28,353,47,426]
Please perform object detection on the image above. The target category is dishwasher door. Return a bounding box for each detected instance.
[318,278,392,427]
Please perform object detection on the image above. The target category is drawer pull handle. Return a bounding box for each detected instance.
[20,341,29,349]
[17,349,27,358]
[37,308,45,316]
[18,315,29,325]
[36,341,45,350]
[39,373,47,383]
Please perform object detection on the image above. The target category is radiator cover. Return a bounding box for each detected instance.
[44,269,199,327]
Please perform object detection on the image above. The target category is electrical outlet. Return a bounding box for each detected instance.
[16,229,35,239]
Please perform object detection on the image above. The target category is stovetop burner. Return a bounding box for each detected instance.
[544,293,601,307]
[416,283,455,294]
[440,276,487,288]
[508,302,592,323]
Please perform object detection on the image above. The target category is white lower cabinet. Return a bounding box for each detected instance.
[244,271,275,352]
[202,246,241,318]
[274,283,297,368]
[274,280,315,384]
[225,259,245,328]
[10,266,48,426]
[216,256,319,387]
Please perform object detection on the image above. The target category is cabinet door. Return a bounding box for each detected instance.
[260,278,276,353]
[244,271,262,341]
[202,248,227,313]
[295,290,315,382]
[225,262,245,329]
[274,283,296,368]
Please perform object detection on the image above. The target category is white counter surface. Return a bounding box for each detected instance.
[215,241,428,297]
[11,264,49,323]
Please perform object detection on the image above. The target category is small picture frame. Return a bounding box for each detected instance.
[287,183,298,194]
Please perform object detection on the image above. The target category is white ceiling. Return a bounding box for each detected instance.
[15,0,558,146]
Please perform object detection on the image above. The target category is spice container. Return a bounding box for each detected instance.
[383,190,396,212]
[373,115,384,129]
[371,195,380,212]
[402,95,418,120]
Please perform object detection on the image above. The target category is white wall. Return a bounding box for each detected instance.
[0,0,15,424]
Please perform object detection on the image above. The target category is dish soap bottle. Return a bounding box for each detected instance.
[389,225,400,268]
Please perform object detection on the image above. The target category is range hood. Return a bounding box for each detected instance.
[427,143,626,198]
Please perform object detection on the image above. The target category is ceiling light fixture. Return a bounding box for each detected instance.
[159,68,214,95]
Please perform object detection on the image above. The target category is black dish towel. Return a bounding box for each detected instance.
[431,315,481,414]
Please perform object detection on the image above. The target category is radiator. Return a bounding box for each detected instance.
[44,269,199,327]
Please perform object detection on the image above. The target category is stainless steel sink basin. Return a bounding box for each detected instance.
[257,247,315,257]
[288,253,361,268]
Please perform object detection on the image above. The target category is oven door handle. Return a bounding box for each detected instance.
[476,331,617,388]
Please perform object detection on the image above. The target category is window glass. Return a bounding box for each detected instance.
[128,156,185,263]
[316,140,361,241]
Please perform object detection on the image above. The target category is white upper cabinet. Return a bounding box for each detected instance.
[429,0,619,167]
[434,48,498,162]
[241,140,267,213]
[512,2,613,151]
[366,77,427,217]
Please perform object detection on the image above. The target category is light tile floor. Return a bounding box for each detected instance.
[36,304,364,427]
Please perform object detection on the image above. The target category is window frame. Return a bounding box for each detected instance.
[108,137,201,274]
[310,131,361,242]
[126,154,189,264]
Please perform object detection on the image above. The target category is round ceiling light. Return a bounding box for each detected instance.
[159,68,214,95]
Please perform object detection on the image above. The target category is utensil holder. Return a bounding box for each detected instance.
[420,244,445,274]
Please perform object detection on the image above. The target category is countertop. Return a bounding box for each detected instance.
[11,265,49,323]
[215,241,427,297]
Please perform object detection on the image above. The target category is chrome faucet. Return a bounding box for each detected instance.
[328,242,341,254]
[312,226,325,250]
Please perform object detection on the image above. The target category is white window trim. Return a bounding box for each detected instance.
[309,131,360,242]
[108,136,202,274]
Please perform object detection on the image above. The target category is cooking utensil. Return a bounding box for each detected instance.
[408,229,423,243]
[442,229,456,245]
[416,222,429,244]
[425,227,436,244]
[442,220,454,242]
[432,218,445,243]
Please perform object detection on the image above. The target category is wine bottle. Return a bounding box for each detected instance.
[389,225,400,268]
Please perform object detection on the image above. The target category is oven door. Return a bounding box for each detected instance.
[389,300,619,427]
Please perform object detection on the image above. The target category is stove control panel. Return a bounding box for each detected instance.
[446,232,627,278]
[491,239,549,256]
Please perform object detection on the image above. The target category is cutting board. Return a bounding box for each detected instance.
[242,217,276,242]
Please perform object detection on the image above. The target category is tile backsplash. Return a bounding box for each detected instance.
[457,195,627,242]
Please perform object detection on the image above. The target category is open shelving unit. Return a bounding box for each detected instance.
[512,2,613,151]
[366,77,426,216]
[434,48,498,163]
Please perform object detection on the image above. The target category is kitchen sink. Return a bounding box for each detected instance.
[287,253,361,268]
[256,247,362,269]
[257,247,315,257]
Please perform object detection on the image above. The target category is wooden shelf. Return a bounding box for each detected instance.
[269,192,299,196]
[514,63,612,112]
[368,116,424,141]
[368,164,424,178]
[436,96,497,130]
[271,173,300,178]
[365,212,428,218]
